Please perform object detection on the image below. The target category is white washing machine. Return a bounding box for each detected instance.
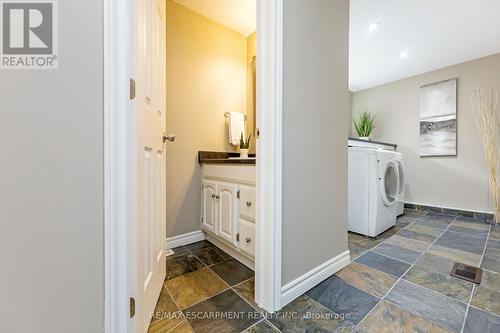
[348,147,400,237]
[396,153,406,216]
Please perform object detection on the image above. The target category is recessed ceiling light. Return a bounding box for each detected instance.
[400,51,410,59]
[368,22,379,32]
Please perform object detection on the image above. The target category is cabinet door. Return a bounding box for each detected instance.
[217,182,238,245]
[201,180,217,234]
[238,218,256,258]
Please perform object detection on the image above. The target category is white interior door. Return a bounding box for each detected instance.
[135,0,166,332]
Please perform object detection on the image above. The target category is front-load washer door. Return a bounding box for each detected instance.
[397,160,406,197]
[380,161,399,206]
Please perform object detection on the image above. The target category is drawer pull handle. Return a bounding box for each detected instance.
[245,237,251,243]
[246,201,252,207]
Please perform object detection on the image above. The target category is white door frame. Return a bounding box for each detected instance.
[103,0,283,331]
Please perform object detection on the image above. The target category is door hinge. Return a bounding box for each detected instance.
[236,233,240,242]
[129,297,135,318]
[256,128,260,138]
[129,79,136,100]
[237,190,240,199]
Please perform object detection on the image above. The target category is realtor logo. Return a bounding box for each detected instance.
[1,0,58,69]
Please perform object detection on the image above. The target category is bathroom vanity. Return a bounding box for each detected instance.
[198,152,256,269]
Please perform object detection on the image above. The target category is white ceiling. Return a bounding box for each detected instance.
[349,0,500,92]
[174,0,256,36]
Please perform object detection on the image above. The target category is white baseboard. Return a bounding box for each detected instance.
[166,230,206,249]
[281,250,350,308]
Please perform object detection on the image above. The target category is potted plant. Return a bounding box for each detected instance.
[353,111,376,140]
[239,132,252,158]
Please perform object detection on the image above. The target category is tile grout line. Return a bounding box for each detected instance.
[459,223,493,332]
[353,214,457,331]
[169,241,269,332]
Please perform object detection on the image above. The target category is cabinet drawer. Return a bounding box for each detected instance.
[239,185,256,220]
[238,219,255,258]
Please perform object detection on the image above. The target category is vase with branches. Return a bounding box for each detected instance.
[471,87,500,224]
[353,111,376,140]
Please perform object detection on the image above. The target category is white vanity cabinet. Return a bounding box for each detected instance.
[201,164,256,268]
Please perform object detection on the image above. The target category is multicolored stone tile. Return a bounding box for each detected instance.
[434,231,487,255]
[414,214,455,230]
[348,243,368,260]
[233,278,266,313]
[184,240,215,252]
[242,320,280,333]
[335,261,397,298]
[414,253,455,275]
[481,257,500,274]
[471,285,500,317]
[210,258,254,286]
[305,275,379,325]
[405,223,443,237]
[428,245,482,267]
[192,246,231,266]
[354,300,453,333]
[481,270,500,291]
[356,251,411,278]
[164,267,228,309]
[372,243,422,264]
[448,219,490,236]
[183,289,260,333]
[490,226,500,240]
[383,235,430,252]
[397,229,437,243]
[150,286,179,323]
[165,253,205,280]
[148,314,192,333]
[463,306,500,333]
[403,265,473,303]
[404,209,428,218]
[269,295,357,333]
[348,232,382,250]
[385,280,467,333]
[484,239,500,261]
[168,246,190,259]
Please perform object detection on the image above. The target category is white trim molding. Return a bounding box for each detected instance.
[104,0,132,331]
[166,230,206,249]
[255,0,283,313]
[280,251,351,308]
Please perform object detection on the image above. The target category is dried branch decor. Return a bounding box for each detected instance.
[471,88,500,224]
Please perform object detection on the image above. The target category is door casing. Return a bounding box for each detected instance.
[103,0,284,332]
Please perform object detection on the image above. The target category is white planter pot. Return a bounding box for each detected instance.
[359,137,371,141]
[239,149,249,159]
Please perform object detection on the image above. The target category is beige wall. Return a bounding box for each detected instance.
[352,53,500,213]
[247,32,257,154]
[0,0,104,332]
[282,0,350,284]
[166,0,248,237]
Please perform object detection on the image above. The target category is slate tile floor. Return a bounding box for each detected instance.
[149,211,500,332]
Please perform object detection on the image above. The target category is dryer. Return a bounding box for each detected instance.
[348,147,400,237]
[395,153,406,216]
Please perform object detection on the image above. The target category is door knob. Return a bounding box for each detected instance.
[163,134,176,143]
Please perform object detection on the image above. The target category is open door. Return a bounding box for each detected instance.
[134,0,166,332]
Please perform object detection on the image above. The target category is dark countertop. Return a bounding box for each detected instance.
[348,137,397,150]
[198,151,256,165]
